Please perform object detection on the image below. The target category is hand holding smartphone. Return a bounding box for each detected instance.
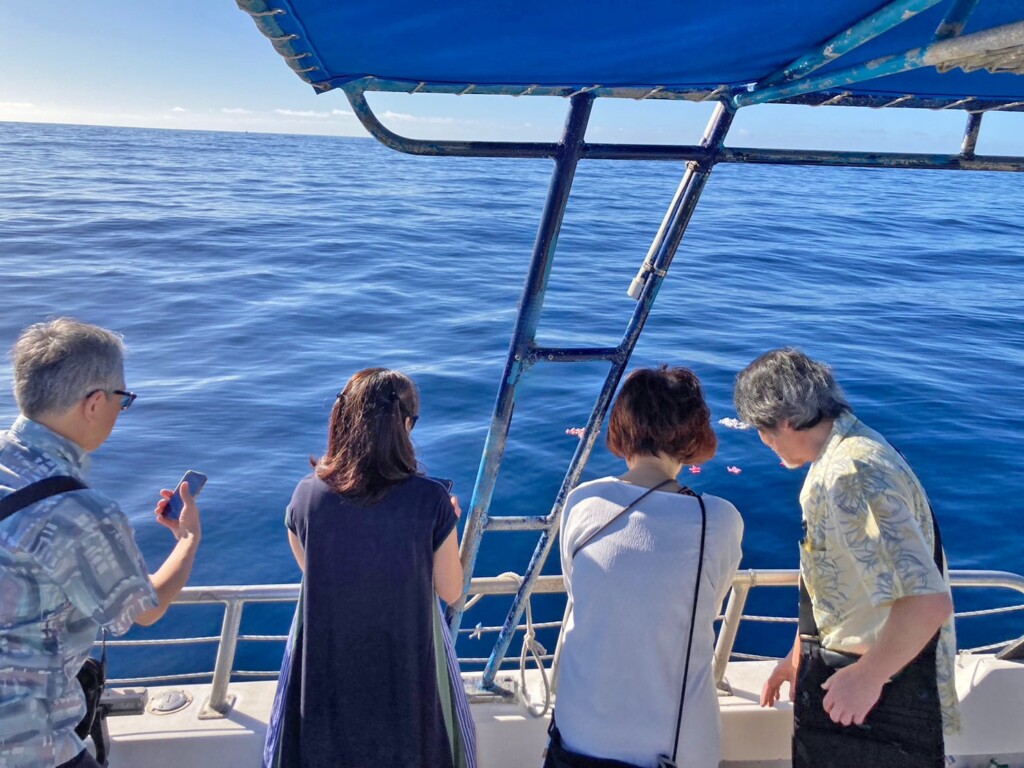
[164,470,208,521]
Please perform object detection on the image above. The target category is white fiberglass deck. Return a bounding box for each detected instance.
[93,570,1024,767]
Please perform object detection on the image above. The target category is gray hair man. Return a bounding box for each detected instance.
[0,318,202,768]
[734,348,957,768]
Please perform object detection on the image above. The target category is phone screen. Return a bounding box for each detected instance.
[165,470,208,520]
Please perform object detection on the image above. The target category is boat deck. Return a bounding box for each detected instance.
[102,655,1024,767]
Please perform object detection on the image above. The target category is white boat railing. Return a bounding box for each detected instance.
[103,569,1024,717]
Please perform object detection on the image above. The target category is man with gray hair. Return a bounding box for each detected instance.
[734,348,957,768]
[0,318,202,768]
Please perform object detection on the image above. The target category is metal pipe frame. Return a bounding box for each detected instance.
[449,93,595,635]
[343,85,1024,171]
[935,0,981,40]
[735,20,1024,108]
[962,112,984,158]
[759,0,944,87]
[106,569,1024,706]
[479,103,736,688]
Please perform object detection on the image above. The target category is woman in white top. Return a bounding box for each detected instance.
[549,366,743,768]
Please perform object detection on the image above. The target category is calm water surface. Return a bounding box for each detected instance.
[1,121,1022,677]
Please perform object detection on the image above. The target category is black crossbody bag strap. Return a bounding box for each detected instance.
[667,489,706,765]
[0,475,88,522]
[570,479,675,561]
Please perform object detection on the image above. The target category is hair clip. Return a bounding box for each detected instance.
[336,392,344,400]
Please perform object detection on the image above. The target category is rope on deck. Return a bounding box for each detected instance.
[493,572,553,717]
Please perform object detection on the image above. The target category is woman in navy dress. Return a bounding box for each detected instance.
[278,367,464,767]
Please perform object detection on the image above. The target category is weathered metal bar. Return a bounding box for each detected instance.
[202,600,244,716]
[935,0,981,40]
[450,93,596,635]
[343,85,561,158]
[339,86,1024,168]
[759,0,943,86]
[713,582,751,684]
[485,515,552,531]
[481,103,737,688]
[736,21,1024,108]
[961,112,984,158]
[721,146,1024,172]
[528,346,623,363]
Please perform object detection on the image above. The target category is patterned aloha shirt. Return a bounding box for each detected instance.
[799,411,960,736]
[0,417,157,768]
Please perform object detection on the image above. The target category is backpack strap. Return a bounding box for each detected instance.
[0,475,88,523]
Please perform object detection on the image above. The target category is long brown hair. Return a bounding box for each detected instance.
[314,368,420,502]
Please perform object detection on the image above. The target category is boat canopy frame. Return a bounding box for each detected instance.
[237,0,1024,691]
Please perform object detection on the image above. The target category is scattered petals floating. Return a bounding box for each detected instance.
[718,417,752,430]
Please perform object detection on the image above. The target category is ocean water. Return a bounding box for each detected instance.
[1,120,1022,679]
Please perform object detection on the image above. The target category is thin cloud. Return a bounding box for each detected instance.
[221,107,253,115]
[274,108,330,118]
[331,109,354,117]
[0,101,37,110]
[170,106,188,113]
[380,110,474,126]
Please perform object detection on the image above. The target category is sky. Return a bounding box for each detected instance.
[1,2,1021,155]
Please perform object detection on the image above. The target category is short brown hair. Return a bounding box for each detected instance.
[606,366,717,464]
[315,368,420,503]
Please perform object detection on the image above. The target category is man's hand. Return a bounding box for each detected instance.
[820,662,887,725]
[450,495,462,519]
[760,655,798,707]
[154,483,202,543]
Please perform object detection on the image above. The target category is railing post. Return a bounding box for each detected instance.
[199,599,244,718]
[714,582,751,684]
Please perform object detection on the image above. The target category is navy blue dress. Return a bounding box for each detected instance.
[282,473,458,768]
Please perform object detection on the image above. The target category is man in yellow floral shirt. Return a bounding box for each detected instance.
[734,348,957,768]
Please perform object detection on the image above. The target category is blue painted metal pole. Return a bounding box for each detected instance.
[480,103,736,688]
[736,21,1024,108]
[961,112,983,158]
[759,0,943,86]
[935,0,980,40]
[449,93,595,635]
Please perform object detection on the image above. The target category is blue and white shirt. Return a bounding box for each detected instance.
[0,417,157,768]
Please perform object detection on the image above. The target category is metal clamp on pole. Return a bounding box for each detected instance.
[626,261,668,300]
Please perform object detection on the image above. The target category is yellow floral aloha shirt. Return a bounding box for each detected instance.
[799,411,960,735]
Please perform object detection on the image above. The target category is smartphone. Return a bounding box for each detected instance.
[428,476,454,494]
[164,470,208,520]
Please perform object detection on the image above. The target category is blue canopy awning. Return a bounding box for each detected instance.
[238,0,1024,111]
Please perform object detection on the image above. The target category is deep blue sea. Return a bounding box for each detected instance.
[1,120,1022,680]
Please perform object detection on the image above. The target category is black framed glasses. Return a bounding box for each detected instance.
[86,389,138,410]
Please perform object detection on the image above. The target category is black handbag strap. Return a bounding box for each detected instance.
[669,488,706,763]
[0,475,88,523]
[570,479,676,560]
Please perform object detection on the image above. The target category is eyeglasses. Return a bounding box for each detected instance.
[86,389,138,410]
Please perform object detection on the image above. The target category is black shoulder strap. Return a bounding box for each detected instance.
[0,475,88,523]
[570,479,675,560]
[670,487,706,763]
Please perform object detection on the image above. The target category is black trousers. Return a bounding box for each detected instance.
[792,641,945,768]
[57,750,103,768]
